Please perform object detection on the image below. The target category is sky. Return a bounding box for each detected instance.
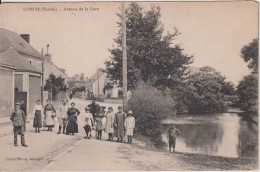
[0,1,258,85]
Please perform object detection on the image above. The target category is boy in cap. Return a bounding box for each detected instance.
[10,103,28,147]
[83,107,94,139]
[167,126,180,152]
[124,110,135,144]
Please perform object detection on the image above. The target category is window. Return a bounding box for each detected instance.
[37,62,41,69]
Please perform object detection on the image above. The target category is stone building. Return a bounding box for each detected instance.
[0,28,68,113]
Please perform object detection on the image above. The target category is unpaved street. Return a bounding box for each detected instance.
[0,98,191,171]
[0,98,256,171]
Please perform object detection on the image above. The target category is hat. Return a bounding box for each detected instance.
[85,106,91,110]
[99,106,106,109]
[128,110,133,114]
[15,102,21,106]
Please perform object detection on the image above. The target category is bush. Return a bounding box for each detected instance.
[237,74,258,116]
[127,82,175,147]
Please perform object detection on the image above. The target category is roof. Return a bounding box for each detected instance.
[0,48,41,74]
[0,63,16,70]
[0,28,41,59]
[46,60,68,77]
[89,69,105,81]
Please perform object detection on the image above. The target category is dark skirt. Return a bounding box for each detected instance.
[66,116,78,134]
[33,110,42,128]
[96,117,103,131]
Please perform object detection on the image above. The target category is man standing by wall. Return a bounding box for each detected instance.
[20,99,27,132]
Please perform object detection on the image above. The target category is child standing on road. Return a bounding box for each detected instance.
[105,107,115,142]
[83,107,94,139]
[124,110,135,144]
[167,126,180,152]
[96,106,106,140]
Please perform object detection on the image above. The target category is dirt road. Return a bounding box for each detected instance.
[0,98,257,171]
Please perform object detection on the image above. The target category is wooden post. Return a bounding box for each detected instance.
[97,67,99,96]
[121,2,127,110]
[41,48,44,105]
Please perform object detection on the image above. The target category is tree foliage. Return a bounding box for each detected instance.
[237,39,258,116]
[241,39,258,73]
[127,81,175,147]
[237,75,258,116]
[105,3,193,90]
[44,73,66,100]
[175,66,231,114]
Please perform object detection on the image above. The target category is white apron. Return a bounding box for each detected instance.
[45,111,55,126]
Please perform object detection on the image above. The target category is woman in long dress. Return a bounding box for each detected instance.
[33,100,44,133]
[66,102,80,135]
[114,106,127,142]
[105,107,114,141]
[44,99,56,131]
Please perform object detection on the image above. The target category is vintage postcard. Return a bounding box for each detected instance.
[0,1,258,171]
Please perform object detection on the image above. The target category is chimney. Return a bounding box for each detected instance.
[20,34,30,44]
[80,73,85,80]
[44,54,52,62]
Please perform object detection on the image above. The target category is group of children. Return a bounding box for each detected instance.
[83,105,136,144]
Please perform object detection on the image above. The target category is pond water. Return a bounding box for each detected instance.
[162,113,258,158]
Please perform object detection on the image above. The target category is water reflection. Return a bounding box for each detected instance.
[162,113,258,158]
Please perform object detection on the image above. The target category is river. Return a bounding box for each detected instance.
[162,112,258,158]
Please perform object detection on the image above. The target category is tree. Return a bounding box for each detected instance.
[237,39,258,116]
[237,73,258,116]
[237,74,258,116]
[179,66,230,113]
[241,39,258,73]
[44,73,66,100]
[105,3,193,90]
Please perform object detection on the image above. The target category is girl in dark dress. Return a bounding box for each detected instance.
[66,102,80,135]
[33,100,44,133]
[95,106,106,140]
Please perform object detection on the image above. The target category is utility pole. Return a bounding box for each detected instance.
[97,67,100,96]
[121,2,127,109]
[41,48,45,105]
[46,44,52,101]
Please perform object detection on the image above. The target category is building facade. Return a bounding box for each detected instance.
[0,28,67,113]
[0,63,15,114]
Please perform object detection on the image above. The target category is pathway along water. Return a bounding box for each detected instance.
[162,112,258,158]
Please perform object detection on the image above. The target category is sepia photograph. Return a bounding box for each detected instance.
[0,1,258,171]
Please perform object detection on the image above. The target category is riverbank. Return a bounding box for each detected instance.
[228,107,258,124]
[133,133,258,170]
